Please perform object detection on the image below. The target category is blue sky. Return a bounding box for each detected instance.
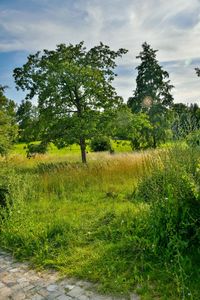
[0,0,200,104]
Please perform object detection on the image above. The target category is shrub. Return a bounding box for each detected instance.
[90,136,111,152]
[135,148,200,255]
[0,168,14,211]
[0,186,10,208]
[26,142,48,158]
[186,130,200,147]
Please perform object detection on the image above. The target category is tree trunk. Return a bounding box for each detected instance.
[153,134,157,148]
[80,137,87,163]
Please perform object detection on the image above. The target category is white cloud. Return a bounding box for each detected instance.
[0,0,200,103]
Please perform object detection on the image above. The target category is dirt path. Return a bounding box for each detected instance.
[0,250,139,300]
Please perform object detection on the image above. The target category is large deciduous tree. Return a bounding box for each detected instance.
[13,42,127,163]
[128,42,174,147]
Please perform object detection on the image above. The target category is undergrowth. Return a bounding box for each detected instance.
[0,146,199,299]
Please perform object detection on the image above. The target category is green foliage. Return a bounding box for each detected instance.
[134,147,200,297]
[26,142,48,157]
[0,112,17,155]
[0,85,18,155]
[129,113,153,150]
[128,42,174,148]
[16,100,39,142]
[148,104,173,147]
[0,85,16,118]
[128,42,174,113]
[172,103,200,139]
[111,106,152,150]
[136,161,200,250]
[110,106,134,140]
[0,186,10,208]
[186,130,200,147]
[90,136,111,152]
[13,42,127,163]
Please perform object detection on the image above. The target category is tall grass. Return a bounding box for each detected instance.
[0,146,199,299]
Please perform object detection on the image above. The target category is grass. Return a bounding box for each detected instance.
[11,139,132,156]
[0,144,199,299]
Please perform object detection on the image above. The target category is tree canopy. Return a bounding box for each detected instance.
[16,100,39,142]
[13,42,127,162]
[110,105,152,150]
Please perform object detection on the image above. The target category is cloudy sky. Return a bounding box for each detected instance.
[0,0,200,104]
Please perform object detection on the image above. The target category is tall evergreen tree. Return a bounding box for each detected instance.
[128,42,174,147]
[128,42,174,112]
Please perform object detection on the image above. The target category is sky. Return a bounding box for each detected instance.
[0,0,200,105]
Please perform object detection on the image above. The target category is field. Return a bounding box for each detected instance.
[11,140,133,155]
[0,144,200,299]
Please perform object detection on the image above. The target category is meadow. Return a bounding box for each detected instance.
[0,143,199,299]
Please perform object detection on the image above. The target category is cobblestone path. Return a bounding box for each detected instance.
[0,250,139,300]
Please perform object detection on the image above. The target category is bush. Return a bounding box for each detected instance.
[186,130,200,147]
[27,142,48,158]
[135,147,200,255]
[0,168,14,211]
[0,186,10,208]
[90,136,111,152]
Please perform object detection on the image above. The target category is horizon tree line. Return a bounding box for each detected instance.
[1,41,200,161]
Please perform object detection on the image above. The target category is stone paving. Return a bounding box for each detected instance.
[0,250,139,300]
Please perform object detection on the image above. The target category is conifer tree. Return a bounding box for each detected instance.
[128,42,174,147]
[128,42,174,113]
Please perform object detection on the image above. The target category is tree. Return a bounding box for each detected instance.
[128,42,174,147]
[0,85,18,155]
[16,100,39,142]
[172,103,200,139]
[111,106,152,150]
[128,42,174,112]
[148,103,173,147]
[0,85,16,118]
[13,42,127,163]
